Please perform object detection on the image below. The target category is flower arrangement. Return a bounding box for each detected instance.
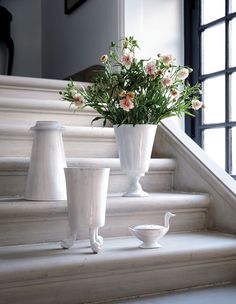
[60,36,203,126]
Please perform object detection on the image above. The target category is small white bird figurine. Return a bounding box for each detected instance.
[129,212,176,249]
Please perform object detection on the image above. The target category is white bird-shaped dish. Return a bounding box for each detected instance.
[129,212,176,249]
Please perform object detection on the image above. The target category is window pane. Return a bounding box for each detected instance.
[229,18,236,67]
[230,0,236,12]
[230,73,236,121]
[232,128,236,174]
[202,23,225,74]
[201,0,225,24]
[202,76,225,124]
[202,128,225,170]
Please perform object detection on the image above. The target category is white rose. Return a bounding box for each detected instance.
[161,54,175,65]
[71,89,79,98]
[192,99,203,110]
[177,68,189,80]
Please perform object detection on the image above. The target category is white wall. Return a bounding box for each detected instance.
[0,0,42,77]
[0,0,124,79]
[42,0,123,79]
[0,0,184,85]
[124,0,184,64]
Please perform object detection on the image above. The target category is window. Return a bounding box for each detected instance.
[185,0,236,178]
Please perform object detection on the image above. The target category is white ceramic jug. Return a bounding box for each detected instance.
[25,121,67,200]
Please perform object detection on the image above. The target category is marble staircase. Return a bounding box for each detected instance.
[0,76,236,304]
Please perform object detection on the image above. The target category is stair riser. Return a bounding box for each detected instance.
[0,259,235,304]
[0,172,173,197]
[104,209,208,237]
[0,210,208,246]
[0,108,102,128]
[0,138,118,158]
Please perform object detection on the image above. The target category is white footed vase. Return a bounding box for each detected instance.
[25,121,67,201]
[61,167,110,254]
[114,124,157,197]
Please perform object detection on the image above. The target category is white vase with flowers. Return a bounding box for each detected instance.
[60,37,203,196]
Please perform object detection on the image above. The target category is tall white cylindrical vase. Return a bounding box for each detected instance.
[61,167,110,253]
[114,124,157,197]
[25,121,67,201]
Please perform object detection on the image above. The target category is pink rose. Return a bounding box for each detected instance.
[177,68,189,80]
[145,61,156,75]
[171,89,179,98]
[161,54,175,65]
[162,77,172,87]
[73,94,84,107]
[119,97,134,111]
[122,53,133,66]
[192,99,203,110]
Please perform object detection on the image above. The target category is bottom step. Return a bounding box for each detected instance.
[0,232,236,304]
[108,283,236,304]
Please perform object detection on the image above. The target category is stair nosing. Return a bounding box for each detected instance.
[0,157,176,172]
[0,192,210,221]
[0,124,115,138]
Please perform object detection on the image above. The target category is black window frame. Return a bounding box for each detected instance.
[184,0,236,179]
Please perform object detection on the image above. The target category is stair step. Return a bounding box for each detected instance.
[0,75,102,127]
[0,232,236,304]
[107,284,236,304]
[0,124,117,157]
[0,157,176,197]
[0,192,210,246]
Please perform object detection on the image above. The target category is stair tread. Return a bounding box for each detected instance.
[0,124,115,138]
[1,231,236,285]
[107,284,236,304]
[0,157,176,172]
[0,192,210,220]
